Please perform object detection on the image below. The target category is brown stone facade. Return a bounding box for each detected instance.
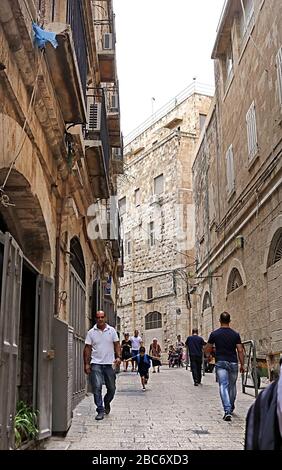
[117,85,212,353]
[193,0,282,371]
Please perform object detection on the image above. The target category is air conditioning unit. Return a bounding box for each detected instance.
[112,147,122,160]
[103,32,113,50]
[110,92,119,112]
[149,194,160,205]
[86,102,101,131]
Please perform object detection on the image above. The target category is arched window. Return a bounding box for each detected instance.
[267,228,282,267]
[145,311,162,330]
[227,268,243,294]
[202,291,211,310]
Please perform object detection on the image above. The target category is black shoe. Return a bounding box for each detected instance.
[104,403,111,415]
[194,383,198,386]
[95,412,104,421]
[223,413,232,421]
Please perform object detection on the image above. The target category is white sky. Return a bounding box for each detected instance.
[113,0,226,138]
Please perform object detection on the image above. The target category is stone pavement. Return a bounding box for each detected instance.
[44,366,255,451]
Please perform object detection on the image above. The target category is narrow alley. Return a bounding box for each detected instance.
[44,366,254,451]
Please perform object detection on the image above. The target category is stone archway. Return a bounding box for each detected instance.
[0,168,52,271]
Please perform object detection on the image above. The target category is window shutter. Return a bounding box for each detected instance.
[276,47,282,106]
[226,145,235,194]
[246,101,258,161]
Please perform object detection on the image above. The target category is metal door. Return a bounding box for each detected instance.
[35,275,54,440]
[0,233,23,449]
[70,267,86,409]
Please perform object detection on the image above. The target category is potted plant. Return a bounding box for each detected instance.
[14,401,38,449]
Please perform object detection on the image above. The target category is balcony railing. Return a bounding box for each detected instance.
[67,0,87,99]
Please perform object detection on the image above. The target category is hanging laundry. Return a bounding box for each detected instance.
[32,22,58,49]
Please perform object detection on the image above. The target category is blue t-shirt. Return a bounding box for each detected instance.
[185,335,205,357]
[208,327,241,363]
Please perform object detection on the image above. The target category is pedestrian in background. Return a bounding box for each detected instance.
[149,338,162,373]
[121,333,132,372]
[130,329,143,372]
[175,334,185,367]
[83,311,121,421]
[185,329,205,386]
[204,311,244,421]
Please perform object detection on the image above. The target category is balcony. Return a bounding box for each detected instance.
[105,88,122,147]
[84,92,110,199]
[44,22,86,124]
[97,32,116,83]
[111,147,124,175]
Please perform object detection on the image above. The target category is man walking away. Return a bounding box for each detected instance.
[185,329,205,386]
[83,311,121,421]
[204,311,244,422]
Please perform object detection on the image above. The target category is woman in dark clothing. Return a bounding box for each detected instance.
[121,333,132,371]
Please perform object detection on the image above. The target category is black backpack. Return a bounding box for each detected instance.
[245,380,282,450]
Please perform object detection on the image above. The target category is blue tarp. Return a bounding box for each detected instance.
[32,22,58,49]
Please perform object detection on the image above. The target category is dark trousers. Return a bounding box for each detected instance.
[90,364,116,413]
[190,355,202,384]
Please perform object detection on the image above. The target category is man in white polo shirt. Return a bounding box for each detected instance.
[83,310,121,420]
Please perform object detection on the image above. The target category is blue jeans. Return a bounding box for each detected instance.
[215,361,238,414]
[90,364,116,413]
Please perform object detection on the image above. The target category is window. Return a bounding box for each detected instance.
[267,229,282,267]
[240,0,255,36]
[225,41,233,80]
[209,183,216,223]
[125,232,131,256]
[227,268,243,294]
[145,311,162,330]
[226,145,235,195]
[199,114,207,132]
[147,287,153,300]
[118,197,126,216]
[246,101,258,161]
[154,174,164,195]
[148,221,155,247]
[276,47,282,106]
[135,188,140,206]
[202,292,211,310]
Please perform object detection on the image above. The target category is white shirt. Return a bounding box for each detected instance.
[85,323,119,364]
[130,335,142,350]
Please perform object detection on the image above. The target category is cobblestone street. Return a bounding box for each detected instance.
[44,366,255,451]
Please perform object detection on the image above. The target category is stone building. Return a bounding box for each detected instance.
[0,0,123,449]
[117,83,212,352]
[193,0,282,372]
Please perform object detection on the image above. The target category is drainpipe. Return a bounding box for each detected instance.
[54,191,65,317]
